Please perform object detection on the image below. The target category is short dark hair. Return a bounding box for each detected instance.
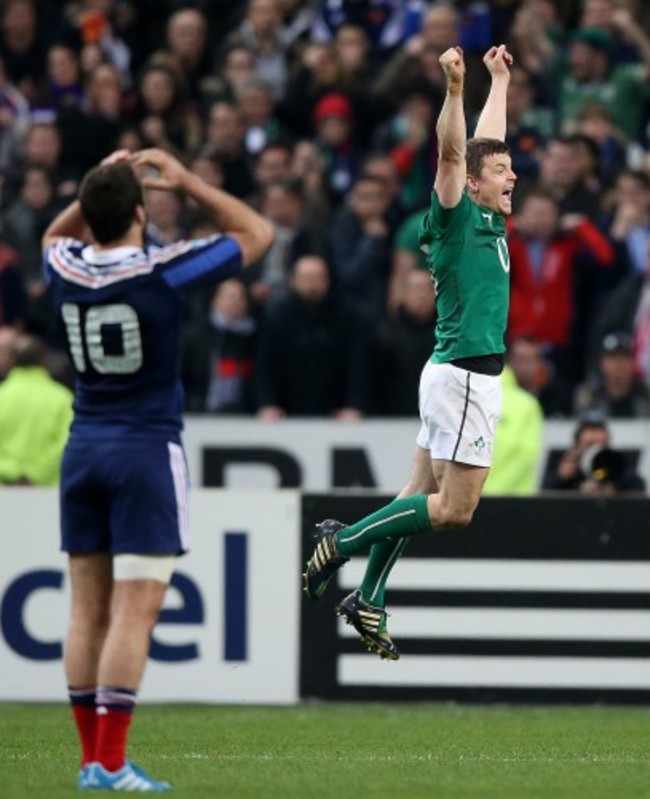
[466,138,511,180]
[79,163,144,244]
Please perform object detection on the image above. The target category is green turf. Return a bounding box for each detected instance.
[2,703,650,798]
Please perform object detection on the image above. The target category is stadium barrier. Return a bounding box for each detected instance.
[182,417,650,492]
[1,489,650,704]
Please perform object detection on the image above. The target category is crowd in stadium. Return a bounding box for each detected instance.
[1,0,650,423]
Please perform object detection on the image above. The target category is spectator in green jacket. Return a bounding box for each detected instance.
[483,364,544,496]
[0,334,73,485]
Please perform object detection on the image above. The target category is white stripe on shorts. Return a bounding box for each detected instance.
[168,442,190,551]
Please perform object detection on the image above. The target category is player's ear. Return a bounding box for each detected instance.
[135,204,146,226]
[466,175,479,195]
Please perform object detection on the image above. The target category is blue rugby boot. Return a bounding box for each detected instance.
[80,761,172,791]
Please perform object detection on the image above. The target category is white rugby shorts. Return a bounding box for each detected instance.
[416,360,502,467]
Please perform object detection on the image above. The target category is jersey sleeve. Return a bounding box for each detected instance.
[42,238,85,285]
[153,234,243,290]
[418,190,471,254]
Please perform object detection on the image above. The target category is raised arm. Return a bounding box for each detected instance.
[434,46,467,209]
[131,149,274,266]
[473,45,512,141]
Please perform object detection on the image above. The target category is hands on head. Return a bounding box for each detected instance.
[100,147,189,192]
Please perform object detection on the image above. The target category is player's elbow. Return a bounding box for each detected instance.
[240,219,275,266]
[438,147,465,165]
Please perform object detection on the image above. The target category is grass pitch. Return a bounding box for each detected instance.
[2,703,650,798]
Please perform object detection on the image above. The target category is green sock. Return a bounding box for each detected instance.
[335,495,431,557]
[359,537,409,608]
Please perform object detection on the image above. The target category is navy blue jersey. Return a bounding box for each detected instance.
[44,234,242,437]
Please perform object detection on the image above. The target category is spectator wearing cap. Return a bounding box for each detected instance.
[554,21,650,142]
[312,91,360,203]
[574,332,650,418]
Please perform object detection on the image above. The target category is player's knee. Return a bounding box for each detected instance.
[433,505,475,529]
[72,604,110,633]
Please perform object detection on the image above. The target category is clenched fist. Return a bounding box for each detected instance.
[439,46,465,90]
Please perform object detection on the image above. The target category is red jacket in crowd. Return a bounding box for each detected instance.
[507,218,615,347]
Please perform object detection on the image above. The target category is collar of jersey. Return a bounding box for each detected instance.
[81,245,143,265]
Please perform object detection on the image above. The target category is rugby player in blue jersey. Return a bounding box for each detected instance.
[42,147,273,792]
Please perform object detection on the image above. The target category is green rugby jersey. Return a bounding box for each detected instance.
[418,189,510,363]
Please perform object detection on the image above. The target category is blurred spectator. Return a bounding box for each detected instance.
[246,178,318,309]
[277,0,315,46]
[483,363,544,496]
[207,44,256,105]
[278,41,347,139]
[289,138,332,231]
[372,268,435,416]
[573,103,627,188]
[236,76,284,157]
[575,331,650,418]
[41,41,84,112]
[223,0,291,99]
[63,0,133,87]
[555,22,650,143]
[334,23,375,91]
[164,7,211,103]
[182,278,257,414]
[189,153,224,193]
[507,2,557,84]
[20,120,62,172]
[387,206,428,316]
[133,59,202,158]
[542,412,645,492]
[373,7,450,110]
[145,188,185,245]
[204,99,255,198]
[55,59,125,179]
[567,133,602,194]
[505,66,551,180]
[251,140,293,200]
[0,333,72,485]
[579,0,641,64]
[85,61,123,121]
[0,54,30,171]
[603,169,650,276]
[372,86,437,212]
[255,254,370,419]
[311,0,409,56]
[361,151,406,228]
[507,335,573,418]
[530,136,601,217]
[5,120,72,206]
[507,187,615,383]
[327,173,392,323]
[2,164,59,297]
[0,243,26,326]
[0,0,46,102]
[590,245,650,388]
[312,90,360,202]
[0,324,18,379]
